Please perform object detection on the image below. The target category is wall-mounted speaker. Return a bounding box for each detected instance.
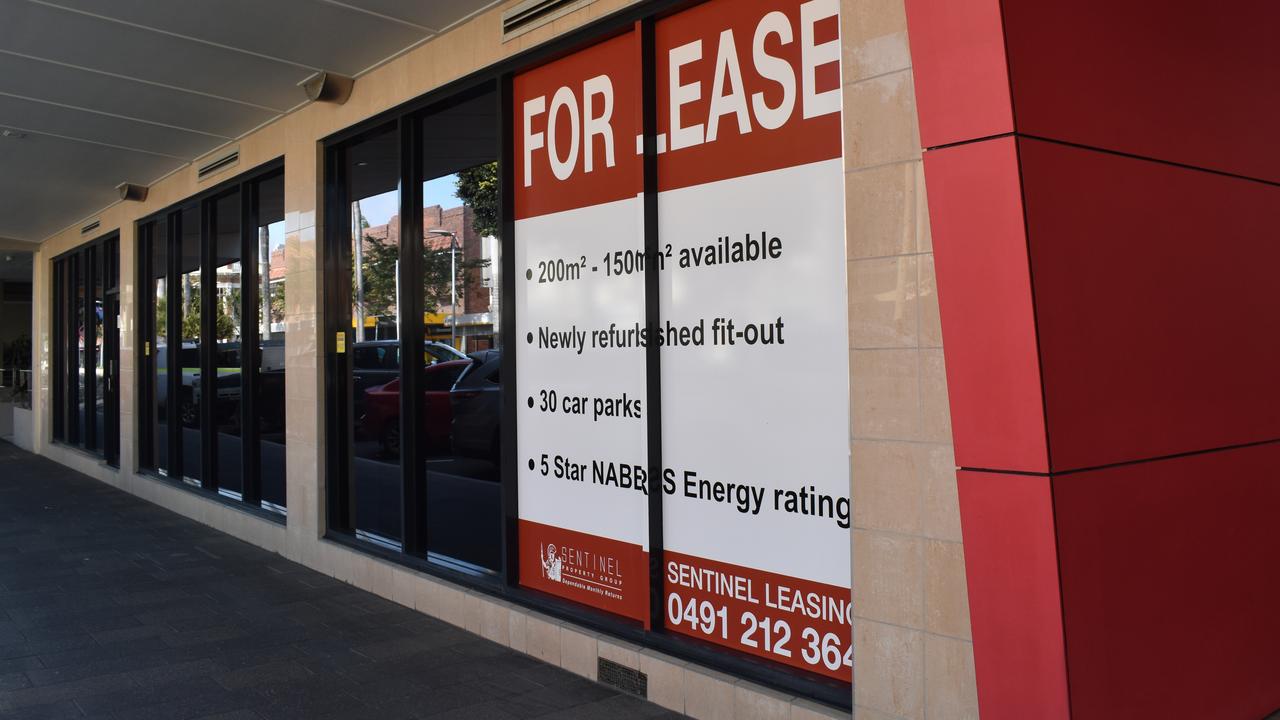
[116,182,147,202]
[300,71,354,105]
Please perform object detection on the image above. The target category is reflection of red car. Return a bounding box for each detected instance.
[362,360,470,456]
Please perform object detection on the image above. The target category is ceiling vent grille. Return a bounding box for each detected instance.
[197,146,240,182]
[502,0,594,40]
[80,219,100,235]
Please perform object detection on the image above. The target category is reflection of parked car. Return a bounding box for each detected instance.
[352,340,465,417]
[155,342,201,426]
[361,359,469,455]
[450,350,501,462]
[166,342,283,430]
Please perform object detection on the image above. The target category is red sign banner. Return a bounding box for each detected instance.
[655,0,842,191]
[519,519,649,623]
[513,30,642,220]
[665,550,853,681]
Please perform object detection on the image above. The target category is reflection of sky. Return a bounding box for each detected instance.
[356,190,398,227]
[423,174,461,210]
[268,220,285,253]
[352,175,462,228]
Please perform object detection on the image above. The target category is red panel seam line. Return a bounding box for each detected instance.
[927,133,1280,190]
[958,437,1280,478]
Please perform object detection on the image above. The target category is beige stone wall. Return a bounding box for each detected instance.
[30,0,976,717]
[842,1,978,718]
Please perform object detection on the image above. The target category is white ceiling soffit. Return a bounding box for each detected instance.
[0,0,501,243]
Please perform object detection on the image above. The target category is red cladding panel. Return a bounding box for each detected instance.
[1053,443,1280,719]
[1020,139,1280,471]
[902,0,1013,148]
[1003,0,1280,184]
[957,471,1069,720]
[923,137,1048,473]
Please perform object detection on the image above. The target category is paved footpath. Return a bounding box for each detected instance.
[0,442,686,720]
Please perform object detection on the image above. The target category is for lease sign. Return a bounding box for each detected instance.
[514,0,851,682]
[514,30,650,623]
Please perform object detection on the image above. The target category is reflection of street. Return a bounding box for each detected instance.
[178,427,287,510]
[349,446,502,573]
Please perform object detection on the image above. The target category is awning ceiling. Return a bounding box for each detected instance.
[0,0,500,243]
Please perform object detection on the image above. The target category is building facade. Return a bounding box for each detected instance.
[21,1,1280,719]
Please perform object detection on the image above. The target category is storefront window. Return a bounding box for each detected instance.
[74,254,85,444]
[136,161,285,512]
[51,234,119,465]
[321,0,850,704]
[148,220,170,474]
[212,190,243,496]
[178,205,202,483]
[342,125,403,547]
[256,172,287,512]
[421,89,502,573]
[52,260,64,443]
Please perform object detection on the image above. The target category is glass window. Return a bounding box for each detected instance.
[138,164,284,509]
[86,245,101,452]
[345,125,403,547]
[420,88,502,573]
[52,259,64,442]
[178,205,201,483]
[74,254,85,445]
[150,221,170,474]
[51,237,119,462]
[103,237,120,466]
[256,172,287,512]
[211,191,243,496]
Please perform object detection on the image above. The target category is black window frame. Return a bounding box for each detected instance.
[320,0,851,708]
[135,159,286,520]
[51,231,120,466]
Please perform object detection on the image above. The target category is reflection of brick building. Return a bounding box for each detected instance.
[361,204,498,349]
[267,246,285,283]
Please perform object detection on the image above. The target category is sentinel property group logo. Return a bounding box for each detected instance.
[539,542,625,601]
[540,543,564,582]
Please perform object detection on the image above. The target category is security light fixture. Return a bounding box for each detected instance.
[300,71,354,105]
[116,182,148,202]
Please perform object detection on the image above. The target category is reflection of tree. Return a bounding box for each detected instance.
[359,233,398,320]
[180,288,237,341]
[350,163,498,330]
[269,279,286,326]
[357,232,489,321]
[155,292,168,339]
[423,242,486,311]
[456,162,499,238]
[224,287,242,337]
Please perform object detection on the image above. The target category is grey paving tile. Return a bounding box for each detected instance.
[0,671,32,691]
[193,711,263,720]
[1,672,132,709]
[539,693,680,719]
[424,699,522,719]
[2,698,85,719]
[69,675,227,716]
[23,652,169,687]
[0,442,688,719]
[213,660,314,690]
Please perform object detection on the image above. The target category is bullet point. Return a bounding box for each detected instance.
[526,332,533,344]
[526,269,532,280]
[527,396,534,408]
[528,459,535,471]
